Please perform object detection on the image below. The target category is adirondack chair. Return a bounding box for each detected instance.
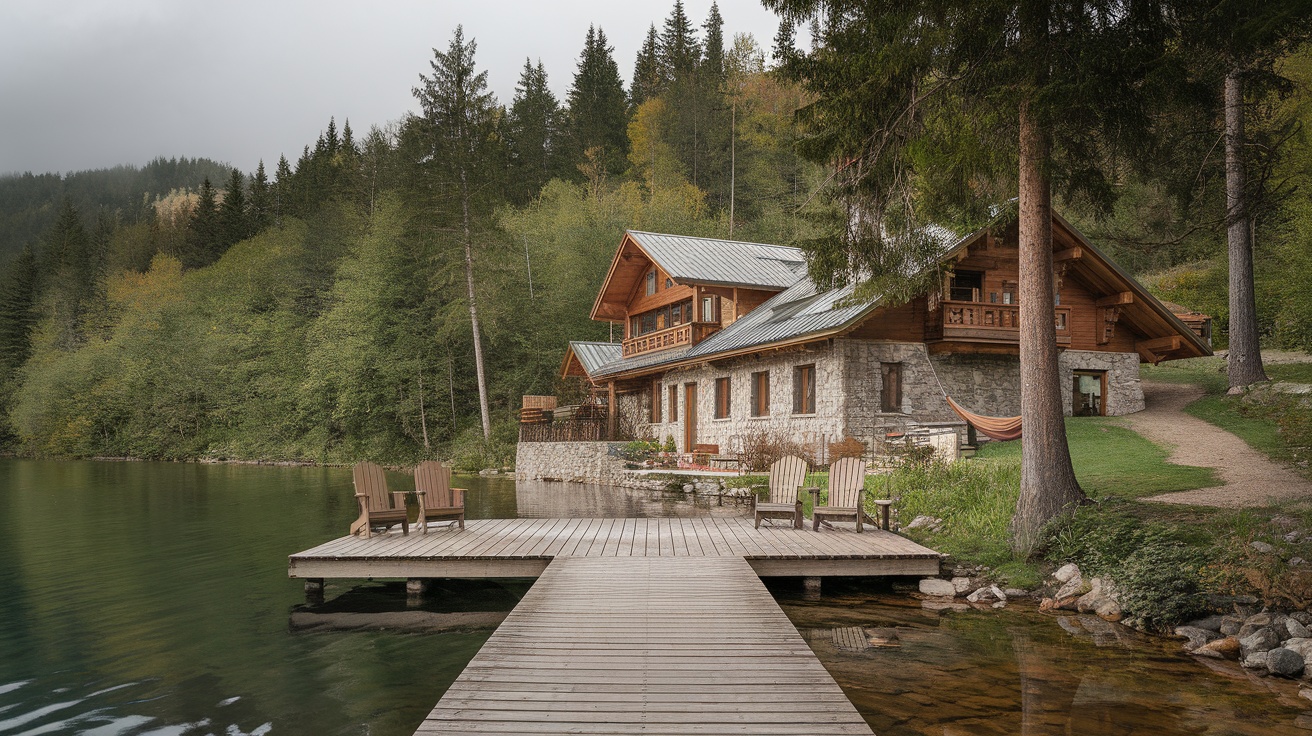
[414,460,466,532]
[350,461,409,538]
[811,457,874,532]
[752,455,808,529]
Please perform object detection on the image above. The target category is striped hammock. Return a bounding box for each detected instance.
[945,396,1022,442]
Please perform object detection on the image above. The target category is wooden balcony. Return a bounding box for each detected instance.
[622,322,721,357]
[933,300,1071,345]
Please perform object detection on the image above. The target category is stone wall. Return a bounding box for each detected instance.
[1058,349,1146,415]
[515,441,631,484]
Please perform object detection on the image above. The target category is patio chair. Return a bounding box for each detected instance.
[752,455,808,529]
[811,457,875,532]
[350,461,409,538]
[414,460,466,532]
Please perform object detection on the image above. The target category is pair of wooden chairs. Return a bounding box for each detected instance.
[752,455,883,532]
[350,460,466,538]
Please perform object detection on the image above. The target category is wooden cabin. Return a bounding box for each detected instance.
[554,215,1211,454]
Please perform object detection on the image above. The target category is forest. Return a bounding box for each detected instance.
[1,1,1311,468]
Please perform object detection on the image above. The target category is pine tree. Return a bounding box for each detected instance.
[218,167,249,247]
[702,2,726,85]
[507,58,563,202]
[565,26,630,177]
[249,160,272,233]
[186,178,220,268]
[43,200,93,347]
[660,1,701,83]
[273,155,293,223]
[631,24,665,110]
[412,25,504,439]
[0,246,40,374]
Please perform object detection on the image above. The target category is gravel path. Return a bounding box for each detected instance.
[1125,381,1312,507]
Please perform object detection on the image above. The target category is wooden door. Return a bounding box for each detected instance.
[1072,370,1107,416]
[684,383,698,452]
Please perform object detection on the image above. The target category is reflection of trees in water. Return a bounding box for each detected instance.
[511,479,744,519]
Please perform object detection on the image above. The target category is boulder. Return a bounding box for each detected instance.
[1054,574,1090,601]
[1268,648,1306,678]
[1242,651,1269,670]
[1251,541,1276,554]
[1219,616,1244,636]
[1293,612,1312,626]
[950,577,974,595]
[1174,626,1223,652]
[1291,557,1307,567]
[1300,689,1312,704]
[1074,578,1122,621]
[1240,627,1281,656]
[1195,636,1241,660]
[966,587,997,603]
[906,515,943,531]
[1004,588,1029,599]
[919,578,957,597]
[1053,563,1081,583]
[1288,619,1312,640]
[1185,615,1227,632]
[991,585,1007,601]
[1246,612,1274,627]
[1281,637,1312,660]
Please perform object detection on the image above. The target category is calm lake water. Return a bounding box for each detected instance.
[1,458,1308,735]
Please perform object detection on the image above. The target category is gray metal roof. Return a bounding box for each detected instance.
[568,341,623,375]
[627,231,806,289]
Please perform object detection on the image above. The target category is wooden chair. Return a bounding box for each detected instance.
[811,457,874,532]
[414,460,466,532]
[752,455,808,529]
[350,461,409,538]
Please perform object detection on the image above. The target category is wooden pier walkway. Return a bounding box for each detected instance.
[289,517,941,580]
[416,555,875,735]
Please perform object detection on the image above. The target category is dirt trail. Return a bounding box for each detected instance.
[1125,381,1312,507]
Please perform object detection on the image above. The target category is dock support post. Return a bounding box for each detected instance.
[304,578,325,603]
[407,578,430,603]
[803,576,821,598]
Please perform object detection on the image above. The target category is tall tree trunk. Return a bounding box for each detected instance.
[1011,97,1085,554]
[1224,68,1268,392]
[460,166,493,439]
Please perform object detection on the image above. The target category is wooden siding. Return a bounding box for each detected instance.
[845,297,928,341]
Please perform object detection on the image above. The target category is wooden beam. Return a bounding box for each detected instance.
[607,381,617,439]
[1053,246,1083,262]
[1137,345,1161,364]
[1096,292,1134,307]
[1138,336,1181,352]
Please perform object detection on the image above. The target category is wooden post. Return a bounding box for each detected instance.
[607,381,617,440]
[803,577,822,599]
[304,578,325,603]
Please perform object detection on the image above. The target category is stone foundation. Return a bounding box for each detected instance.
[515,441,630,485]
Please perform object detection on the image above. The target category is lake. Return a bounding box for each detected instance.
[0,459,1307,735]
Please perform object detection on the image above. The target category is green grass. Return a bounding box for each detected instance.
[1184,394,1292,463]
[1268,363,1312,383]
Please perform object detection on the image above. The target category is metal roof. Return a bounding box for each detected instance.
[568,341,623,375]
[627,231,806,289]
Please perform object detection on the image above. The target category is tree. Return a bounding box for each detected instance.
[412,25,503,439]
[660,1,701,83]
[507,59,564,202]
[273,155,293,224]
[632,24,664,110]
[219,168,249,247]
[0,246,40,376]
[768,1,1185,550]
[43,200,94,348]
[185,178,220,268]
[249,160,272,233]
[566,26,630,176]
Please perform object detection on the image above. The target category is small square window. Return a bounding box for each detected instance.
[646,270,656,296]
[792,364,816,415]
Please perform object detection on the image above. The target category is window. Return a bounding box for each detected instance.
[700,295,718,323]
[646,270,656,296]
[750,371,770,417]
[714,377,731,419]
[668,384,679,422]
[651,380,662,422]
[949,270,983,302]
[793,364,816,414]
[880,363,902,413]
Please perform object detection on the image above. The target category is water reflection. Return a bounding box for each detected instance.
[775,581,1310,735]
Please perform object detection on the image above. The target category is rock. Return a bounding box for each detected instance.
[1240,627,1281,656]
[1268,648,1306,678]
[1039,597,1060,612]
[991,585,1007,601]
[1293,612,1312,626]
[1246,613,1274,627]
[1288,619,1312,640]
[906,515,943,531]
[1004,588,1028,599]
[681,483,695,493]
[1286,531,1303,543]
[1300,689,1312,703]
[1185,615,1227,632]
[1072,577,1121,620]
[1242,651,1269,670]
[1053,563,1081,583]
[1251,541,1276,554]
[1054,574,1090,601]
[1281,637,1312,660]
[1291,557,1307,567]
[1195,637,1241,660]
[1219,616,1244,636]
[966,587,997,603]
[1175,626,1223,652]
[950,577,974,595]
[919,578,957,597]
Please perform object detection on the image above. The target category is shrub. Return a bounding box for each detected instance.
[828,436,866,462]
[739,428,815,471]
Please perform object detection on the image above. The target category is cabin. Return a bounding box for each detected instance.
[546,214,1211,458]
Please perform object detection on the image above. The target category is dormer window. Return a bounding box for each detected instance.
[646,270,656,296]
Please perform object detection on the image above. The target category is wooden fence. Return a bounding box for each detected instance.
[518,419,611,443]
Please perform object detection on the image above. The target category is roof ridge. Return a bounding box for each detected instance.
[625,230,805,255]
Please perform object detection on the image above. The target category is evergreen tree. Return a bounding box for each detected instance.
[43,200,93,348]
[632,24,665,110]
[0,246,40,374]
[218,168,249,247]
[565,26,630,177]
[702,2,726,85]
[273,155,293,224]
[412,25,504,439]
[660,1,701,83]
[186,178,220,268]
[507,58,563,202]
[249,160,272,233]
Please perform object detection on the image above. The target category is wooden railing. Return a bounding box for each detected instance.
[622,323,721,357]
[519,419,609,443]
[937,301,1071,344]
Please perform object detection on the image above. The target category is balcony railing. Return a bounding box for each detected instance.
[935,300,1071,344]
[622,322,721,357]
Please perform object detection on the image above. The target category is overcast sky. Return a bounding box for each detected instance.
[0,0,787,177]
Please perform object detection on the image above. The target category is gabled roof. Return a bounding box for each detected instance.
[567,215,1211,381]
[626,231,806,288]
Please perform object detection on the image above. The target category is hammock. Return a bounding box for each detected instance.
[944,396,1023,442]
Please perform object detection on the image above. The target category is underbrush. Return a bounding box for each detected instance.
[446,419,518,473]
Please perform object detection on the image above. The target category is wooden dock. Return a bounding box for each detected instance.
[416,555,875,735]
[289,517,941,580]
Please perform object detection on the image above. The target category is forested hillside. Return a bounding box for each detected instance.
[3,1,1311,467]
